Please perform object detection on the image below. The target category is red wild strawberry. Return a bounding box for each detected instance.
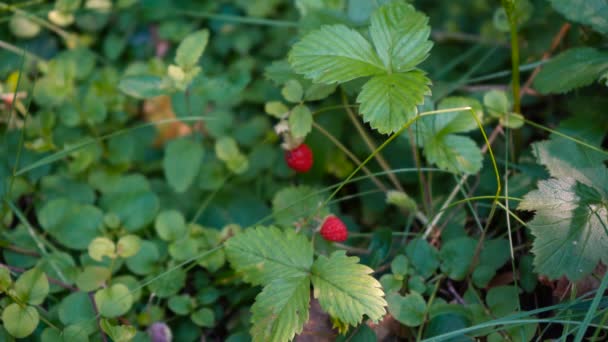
[320,215,348,242]
[285,143,313,173]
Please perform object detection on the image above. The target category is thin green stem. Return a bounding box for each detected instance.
[501,0,521,113]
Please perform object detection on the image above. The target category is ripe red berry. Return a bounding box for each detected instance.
[285,144,313,173]
[320,215,348,242]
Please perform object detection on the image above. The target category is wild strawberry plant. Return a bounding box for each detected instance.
[0,0,607,341]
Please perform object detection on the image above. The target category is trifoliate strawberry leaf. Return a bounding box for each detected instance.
[370,2,433,73]
[518,178,608,281]
[311,251,387,326]
[288,25,385,84]
[548,0,608,35]
[225,226,314,286]
[250,276,310,342]
[357,71,431,134]
[518,136,608,281]
[534,48,608,94]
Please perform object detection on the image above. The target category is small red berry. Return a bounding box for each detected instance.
[320,215,348,242]
[285,144,313,173]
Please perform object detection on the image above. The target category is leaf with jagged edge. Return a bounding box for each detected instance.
[423,134,483,175]
[549,0,608,35]
[288,25,385,84]
[250,276,310,342]
[311,251,387,326]
[357,71,431,134]
[225,226,314,286]
[369,2,433,73]
[534,48,608,94]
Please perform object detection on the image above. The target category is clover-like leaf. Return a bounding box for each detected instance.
[225,226,314,286]
[311,251,387,326]
[15,268,49,305]
[94,284,133,318]
[370,2,433,72]
[357,71,431,134]
[250,276,310,342]
[289,25,385,84]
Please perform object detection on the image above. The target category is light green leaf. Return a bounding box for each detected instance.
[155,210,188,241]
[272,186,329,226]
[370,2,433,72]
[518,178,608,281]
[289,25,385,84]
[225,226,314,286]
[175,29,209,70]
[311,251,387,326]
[534,48,608,94]
[118,75,167,99]
[38,198,103,250]
[484,90,511,119]
[282,80,304,103]
[116,234,141,258]
[100,319,137,342]
[435,97,483,135]
[387,291,426,327]
[15,268,49,305]
[2,304,39,338]
[76,266,111,292]
[0,267,11,292]
[265,101,289,118]
[88,237,115,261]
[423,134,483,174]
[549,0,608,35]
[251,277,310,342]
[215,136,241,161]
[163,138,204,193]
[288,104,313,139]
[357,71,431,134]
[94,284,133,318]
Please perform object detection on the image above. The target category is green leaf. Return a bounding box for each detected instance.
[390,254,409,277]
[405,238,439,278]
[175,29,209,70]
[58,292,96,334]
[265,101,289,118]
[147,268,186,298]
[534,48,608,94]
[88,237,116,261]
[76,266,111,292]
[225,226,314,286]
[387,291,426,327]
[125,240,160,275]
[484,90,510,119]
[439,237,477,281]
[251,277,310,342]
[272,186,328,226]
[288,104,313,139]
[168,295,195,315]
[15,268,49,305]
[191,308,215,327]
[155,210,188,241]
[435,97,483,135]
[518,178,608,281]
[357,71,431,134]
[94,284,133,318]
[163,138,204,193]
[0,267,11,292]
[486,286,519,316]
[116,234,141,258]
[423,134,483,175]
[281,80,304,103]
[370,2,433,72]
[549,0,608,34]
[311,251,387,326]
[2,304,39,338]
[118,75,167,99]
[289,25,385,84]
[38,198,103,250]
[100,319,137,342]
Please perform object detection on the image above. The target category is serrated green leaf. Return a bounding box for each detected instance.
[549,0,608,35]
[15,267,49,305]
[387,291,426,327]
[357,71,431,134]
[424,134,482,175]
[288,104,312,139]
[405,238,439,278]
[439,237,477,281]
[175,29,209,70]
[2,304,39,338]
[251,277,310,342]
[118,75,167,99]
[311,251,387,326]
[289,25,385,84]
[163,138,204,193]
[534,48,608,94]
[225,226,314,286]
[435,97,483,135]
[518,178,608,281]
[370,2,433,72]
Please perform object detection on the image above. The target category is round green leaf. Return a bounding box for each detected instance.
[15,267,49,305]
[387,292,426,327]
[191,307,215,327]
[2,304,39,338]
[125,240,160,275]
[155,210,188,241]
[147,268,186,298]
[94,284,133,318]
[76,266,111,292]
[116,235,141,258]
[38,198,103,250]
[169,238,198,261]
[281,79,304,103]
[58,292,96,334]
[168,295,195,315]
[288,104,312,139]
[163,138,204,193]
[88,237,116,262]
[390,254,409,277]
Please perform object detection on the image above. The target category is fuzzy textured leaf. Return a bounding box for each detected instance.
[225,226,314,286]
[251,277,310,342]
[357,71,431,134]
[288,25,385,84]
[311,251,387,326]
[534,48,608,94]
[549,0,608,35]
[370,2,433,72]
